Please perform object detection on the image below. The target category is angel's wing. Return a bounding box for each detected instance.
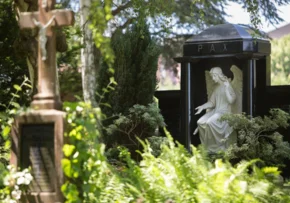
[230,65,243,114]
[205,70,215,100]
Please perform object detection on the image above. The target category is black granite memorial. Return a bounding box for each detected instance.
[174,24,271,149]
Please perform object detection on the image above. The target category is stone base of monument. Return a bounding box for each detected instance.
[11,110,66,203]
[31,99,62,110]
[31,94,62,110]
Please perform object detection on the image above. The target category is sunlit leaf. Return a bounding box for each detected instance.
[13,84,22,91]
[63,144,76,157]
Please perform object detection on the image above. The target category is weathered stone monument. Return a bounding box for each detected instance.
[175,24,271,150]
[10,0,74,202]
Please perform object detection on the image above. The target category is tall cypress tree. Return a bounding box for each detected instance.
[97,23,161,151]
[98,23,160,115]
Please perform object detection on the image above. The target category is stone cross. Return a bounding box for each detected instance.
[19,0,74,110]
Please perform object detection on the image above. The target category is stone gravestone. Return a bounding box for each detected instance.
[175,24,271,150]
[10,0,74,202]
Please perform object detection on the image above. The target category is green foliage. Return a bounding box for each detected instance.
[221,109,290,167]
[62,106,290,202]
[88,0,289,73]
[97,23,162,155]
[90,0,115,71]
[57,13,83,67]
[55,12,83,101]
[0,77,31,166]
[0,0,29,109]
[243,0,289,26]
[271,34,290,85]
[0,162,7,188]
[61,102,106,202]
[105,103,166,159]
[147,135,169,157]
[98,23,160,115]
[0,77,32,202]
[58,65,83,101]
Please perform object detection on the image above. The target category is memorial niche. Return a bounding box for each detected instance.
[174,23,271,150]
[21,124,55,192]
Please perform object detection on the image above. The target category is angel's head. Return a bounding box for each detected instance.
[210,67,228,83]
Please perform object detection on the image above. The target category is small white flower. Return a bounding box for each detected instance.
[76,106,83,112]
[239,181,248,194]
[8,119,14,125]
[9,200,17,203]
[73,151,79,159]
[24,173,33,183]
[23,179,30,185]
[7,165,13,171]
[17,171,25,178]
[16,176,25,185]
[3,175,12,186]
[11,189,21,200]
[12,173,18,179]
[96,107,101,114]
[23,169,29,173]
[68,118,72,123]
[95,160,101,165]
[65,107,70,111]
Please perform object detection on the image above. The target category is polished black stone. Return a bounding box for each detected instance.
[182,24,270,58]
[174,23,272,150]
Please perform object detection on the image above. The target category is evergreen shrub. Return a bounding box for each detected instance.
[221,109,290,168]
[105,103,166,159]
[96,23,162,153]
[97,23,159,115]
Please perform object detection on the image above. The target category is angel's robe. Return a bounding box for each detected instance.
[197,84,237,153]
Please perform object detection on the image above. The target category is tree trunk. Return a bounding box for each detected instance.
[80,0,98,107]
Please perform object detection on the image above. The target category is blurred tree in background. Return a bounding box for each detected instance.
[271,34,290,85]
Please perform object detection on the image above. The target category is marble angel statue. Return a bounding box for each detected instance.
[193,66,242,153]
